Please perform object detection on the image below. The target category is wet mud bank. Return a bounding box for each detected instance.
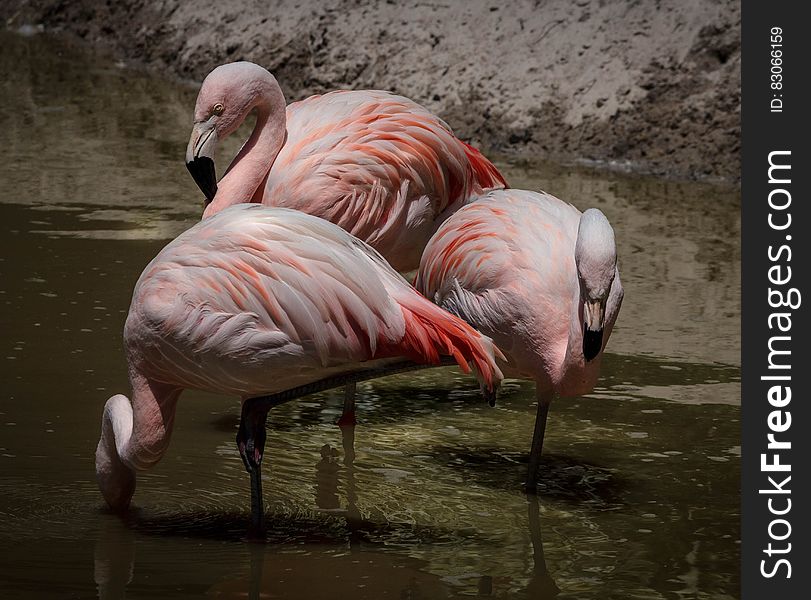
[2,0,740,182]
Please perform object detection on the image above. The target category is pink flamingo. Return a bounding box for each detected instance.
[95,204,503,533]
[415,189,624,489]
[185,61,506,273]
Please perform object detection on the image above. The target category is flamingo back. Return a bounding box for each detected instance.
[263,90,506,271]
[415,190,585,383]
[126,205,501,397]
[417,190,580,300]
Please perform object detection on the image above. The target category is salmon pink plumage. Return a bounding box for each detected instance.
[186,62,506,272]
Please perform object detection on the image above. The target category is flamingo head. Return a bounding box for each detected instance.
[186,62,282,206]
[95,394,136,510]
[574,208,618,362]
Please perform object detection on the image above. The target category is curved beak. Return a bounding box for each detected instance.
[582,299,605,362]
[185,121,219,204]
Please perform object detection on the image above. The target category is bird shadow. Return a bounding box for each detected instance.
[104,503,503,552]
[114,452,623,546]
[107,425,489,549]
[426,445,628,509]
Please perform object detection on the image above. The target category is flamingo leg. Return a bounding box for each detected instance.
[237,401,271,538]
[235,357,460,535]
[337,382,357,426]
[525,394,552,492]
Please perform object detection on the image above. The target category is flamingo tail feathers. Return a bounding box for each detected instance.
[389,292,504,392]
[461,140,508,191]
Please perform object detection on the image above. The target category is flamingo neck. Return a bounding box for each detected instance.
[95,375,180,509]
[205,86,287,217]
[558,280,601,394]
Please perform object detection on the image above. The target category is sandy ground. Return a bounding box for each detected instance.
[2,0,740,182]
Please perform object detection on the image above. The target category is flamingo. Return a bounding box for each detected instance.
[95,204,503,533]
[415,189,624,489]
[184,61,507,274]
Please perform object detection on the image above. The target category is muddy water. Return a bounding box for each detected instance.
[0,32,740,599]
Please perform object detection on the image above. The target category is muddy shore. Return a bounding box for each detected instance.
[2,0,740,182]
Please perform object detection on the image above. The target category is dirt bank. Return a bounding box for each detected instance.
[2,0,740,182]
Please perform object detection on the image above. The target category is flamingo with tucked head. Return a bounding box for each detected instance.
[95,204,503,534]
[185,61,506,273]
[415,189,624,489]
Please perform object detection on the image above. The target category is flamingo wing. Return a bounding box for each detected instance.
[264,91,506,271]
[127,204,502,396]
[128,205,407,395]
[418,189,581,299]
[415,190,582,372]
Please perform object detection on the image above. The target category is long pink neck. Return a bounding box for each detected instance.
[204,85,286,217]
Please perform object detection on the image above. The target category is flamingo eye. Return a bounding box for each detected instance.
[212,103,224,116]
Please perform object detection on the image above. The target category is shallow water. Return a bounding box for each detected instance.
[0,31,740,599]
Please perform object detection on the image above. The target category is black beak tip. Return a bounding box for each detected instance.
[482,385,497,407]
[583,327,604,362]
[186,157,218,204]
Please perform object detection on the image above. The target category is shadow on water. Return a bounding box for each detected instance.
[426,447,626,508]
[121,425,479,547]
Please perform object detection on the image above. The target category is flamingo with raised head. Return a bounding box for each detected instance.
[415,189,624,489]
[95,204,503,533]
[185,61,507,273]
